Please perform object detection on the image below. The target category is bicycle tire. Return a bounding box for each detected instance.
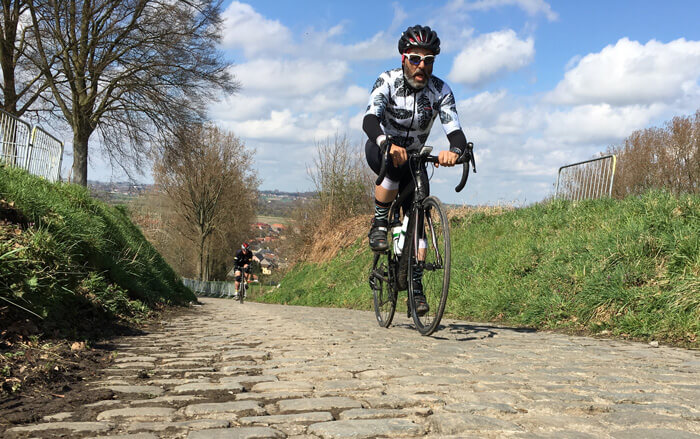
[238,280,245,304]
[370,252,396,327]
[408,196,450,335]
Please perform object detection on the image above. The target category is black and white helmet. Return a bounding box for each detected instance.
[398,25,440,55]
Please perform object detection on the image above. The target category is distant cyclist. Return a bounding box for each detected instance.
[363,25,470,315]
[233,242,252,298]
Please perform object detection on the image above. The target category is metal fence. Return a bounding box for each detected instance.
[182,278,238,298]
[555,155,617,201]
[0,109,64,182]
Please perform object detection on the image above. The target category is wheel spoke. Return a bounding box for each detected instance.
[371,252,396,327]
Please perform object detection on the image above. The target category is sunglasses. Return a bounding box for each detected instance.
[404,53,436,66]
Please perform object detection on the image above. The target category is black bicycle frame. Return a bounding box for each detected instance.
[389,154,431,291]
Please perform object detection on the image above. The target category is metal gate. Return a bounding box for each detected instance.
[0,109,64,182]
[182,278,238,297]
[0,110,32,169]
[555,155,617,201]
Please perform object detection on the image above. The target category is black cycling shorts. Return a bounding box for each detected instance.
[365,139,429,214]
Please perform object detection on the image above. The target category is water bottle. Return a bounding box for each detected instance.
[391,221,402,255]
[394,215,409,255]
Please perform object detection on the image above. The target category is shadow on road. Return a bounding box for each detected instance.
[388,321,536,342]
[432,323,536,341]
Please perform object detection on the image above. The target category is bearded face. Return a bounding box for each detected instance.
[402,47,434,90]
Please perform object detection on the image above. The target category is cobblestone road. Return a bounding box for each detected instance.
[8,298,700,438]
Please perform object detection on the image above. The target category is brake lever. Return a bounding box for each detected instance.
[455,142,475,193]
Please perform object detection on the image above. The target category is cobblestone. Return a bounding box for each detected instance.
[307,418,424,438]
[182,401,265,417]
[8,298,699,438]
[187,427,285,438]
[95,407,176,421]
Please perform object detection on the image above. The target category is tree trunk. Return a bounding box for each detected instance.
[205,240,210,282]
[1,2,19,116]
[1,59,18,115]
[72,128,91,186]
[197,238,204,280]
[197,234,206,281]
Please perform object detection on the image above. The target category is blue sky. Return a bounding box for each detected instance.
[87,0,700,205]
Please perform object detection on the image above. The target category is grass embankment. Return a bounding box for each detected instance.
[260,191,699,348]
[0,165,195,339]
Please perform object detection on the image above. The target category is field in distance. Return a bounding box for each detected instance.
[256,215,290,225]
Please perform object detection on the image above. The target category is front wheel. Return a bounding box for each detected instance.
[370,252,396,327]
[408,196,450,335]
[238,280,245,304]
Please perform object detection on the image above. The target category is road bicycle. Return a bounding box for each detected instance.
[235,266,249,304]
[369,141,475,335]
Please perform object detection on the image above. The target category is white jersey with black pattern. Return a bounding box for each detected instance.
[364,68,462,152]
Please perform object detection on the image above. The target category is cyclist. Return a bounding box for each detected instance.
[364,25,470,315]
[233,242,252,298]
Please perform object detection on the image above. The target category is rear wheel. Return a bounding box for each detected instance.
[408,196,450,335]
[370,252,396,327]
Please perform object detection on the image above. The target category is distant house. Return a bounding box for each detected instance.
[259,258,277,275]
[271,223,286,233]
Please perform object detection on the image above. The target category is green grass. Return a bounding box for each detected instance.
[260,191,699,348]
[0,165,195,338]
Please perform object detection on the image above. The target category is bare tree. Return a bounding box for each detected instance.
[24,0,238,186]
[285,134,373,262]
[308,134,373,223]
[608,109,699,197]
[153,124,257,281]
[0,0,51,117]
[0,0,55,166]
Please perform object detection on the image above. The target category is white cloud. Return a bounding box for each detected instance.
[223,110,301,142]
[429,0,554,54]
[308,85,367,112]
[221,2,397,61]
[548,37,700,106]
[466,0,558,21]
[221,2,293,56]
[220,109,357,145]
[457,90,508,124]
[391,4,409,30]
[543,103,666,144]
[232,59,349,97]
[317,31,396,61]
[427,2,475,54]
[448,30,534,85]
[209,95,270,121]
[457,90,542,136]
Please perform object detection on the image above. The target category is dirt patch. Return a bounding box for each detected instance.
[0,303,195,434]
[0,341,114,429]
